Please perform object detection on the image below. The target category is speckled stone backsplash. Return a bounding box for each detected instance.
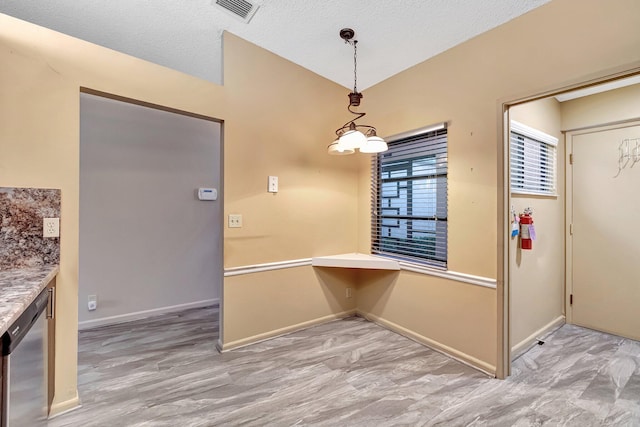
[0,187,61,269]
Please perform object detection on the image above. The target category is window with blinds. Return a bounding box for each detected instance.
[371,127,448,268]
[510,120,558,196]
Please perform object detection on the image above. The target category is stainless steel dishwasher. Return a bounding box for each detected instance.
[1,288,50,427]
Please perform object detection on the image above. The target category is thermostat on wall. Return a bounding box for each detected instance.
[197,188,218,201]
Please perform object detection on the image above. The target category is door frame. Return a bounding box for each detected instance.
[497,64,640,379]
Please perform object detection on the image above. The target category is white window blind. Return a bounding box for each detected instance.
[510,120,558,196]
[371,127,448,268]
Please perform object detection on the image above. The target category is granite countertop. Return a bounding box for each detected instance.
[0,265,59,336]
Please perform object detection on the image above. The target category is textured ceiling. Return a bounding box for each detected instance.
[0,0,550,89]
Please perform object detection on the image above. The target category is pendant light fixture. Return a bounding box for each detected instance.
[328,28,388,155]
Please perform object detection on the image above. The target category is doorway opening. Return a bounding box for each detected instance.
[79,89,223,340]
[565,119,640,341]
[501,70,640,377]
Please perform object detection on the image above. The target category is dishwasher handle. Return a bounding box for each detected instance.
[47,287,55,320]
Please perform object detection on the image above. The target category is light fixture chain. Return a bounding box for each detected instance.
[353,40,358,93]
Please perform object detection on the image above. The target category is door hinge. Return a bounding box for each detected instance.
[570,294,573,305]
[570,223,573,235]
[569,153,573,165]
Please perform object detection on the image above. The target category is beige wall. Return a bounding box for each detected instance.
[224,266,357,348]
[357,0,640,373]
[222,33,357,267]
[357,154,374,253]
[356,270,496,372]
[219,34,360,346]
[562,83,640,130]
[509,98,565,354]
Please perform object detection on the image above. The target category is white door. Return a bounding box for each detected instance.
[571,123,640,341]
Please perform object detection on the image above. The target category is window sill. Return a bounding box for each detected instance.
[511,191,558,198]
[311,253,400,270]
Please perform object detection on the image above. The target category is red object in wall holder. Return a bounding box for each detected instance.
[519,213,533,250]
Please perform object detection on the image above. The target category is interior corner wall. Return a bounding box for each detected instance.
[220,33,361,347]
[509,98,565,355]
[355,0,640,373]
[356,269,497,372]
[0,14,226,414]
[79,93,221,326]
[222,266,357,349]
[221,33,358,267]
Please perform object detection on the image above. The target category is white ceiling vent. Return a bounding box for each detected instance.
[214,0,260,23]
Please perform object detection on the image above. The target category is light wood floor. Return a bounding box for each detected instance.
[49,306,640,426]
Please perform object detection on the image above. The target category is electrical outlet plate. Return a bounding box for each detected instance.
[88,295,97,311]
[268,176,278,193]
[228,214,243,228]
[43,218,60,238]
[346,288,352,298]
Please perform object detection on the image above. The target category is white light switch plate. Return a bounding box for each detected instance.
[43,218,60,238]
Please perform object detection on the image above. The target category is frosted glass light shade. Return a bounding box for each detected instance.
[359,135,388,153]
[338,129,367,150]
[327,139,355,155]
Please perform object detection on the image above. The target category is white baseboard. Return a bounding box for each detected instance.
[48,392,81,419]
[511,315,565,360]
[219,309,357,351]
[358,311,496,377]
[78,298,219,330]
